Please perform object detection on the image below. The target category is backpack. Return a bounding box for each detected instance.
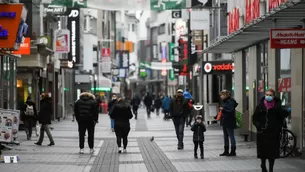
[25,104,35,116]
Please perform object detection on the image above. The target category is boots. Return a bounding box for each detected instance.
[219,146,229,156]
[261,164,267,172]
[228,146,236,156]
[194,152,198,159]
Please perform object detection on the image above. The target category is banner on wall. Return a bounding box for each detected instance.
[53,29,70,53]
[0,109,20,143]
[12,37,31,55]
[270,29,305,49]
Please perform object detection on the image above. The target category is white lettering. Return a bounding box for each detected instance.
[280,40,297,44]
[69,10,79,17]
[72,21,76,62]
[275,32,305,38]
[300,40,305,44]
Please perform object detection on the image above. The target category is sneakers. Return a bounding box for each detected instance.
[118,147,122,153]
[47,142,55,146]
[90,149,95,154]
[79,149,84,154]
[123,149,127,153]
[34,142,42,146]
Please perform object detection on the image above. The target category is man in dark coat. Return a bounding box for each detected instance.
[154,96,162,116]
[74,91,99,154]
[144,92,153,118]
[35,93,54,146]
[170,89,190,150]
[131,94,141,119]
[22,96,38,140]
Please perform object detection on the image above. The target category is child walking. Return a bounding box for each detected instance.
[191,115,206,159]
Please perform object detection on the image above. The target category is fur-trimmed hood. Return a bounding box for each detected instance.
[79,92,95,101]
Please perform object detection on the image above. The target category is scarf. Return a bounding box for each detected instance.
[264,99,275,110]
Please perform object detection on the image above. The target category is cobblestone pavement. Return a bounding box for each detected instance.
[1,108,305,172]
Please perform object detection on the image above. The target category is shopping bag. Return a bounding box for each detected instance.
[235,111,243,129]
[216,110,222,121]
[35,122,40,137]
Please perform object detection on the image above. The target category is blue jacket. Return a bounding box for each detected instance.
[162,97,171,111]
[183,91,193,99]
[221,98,238,129]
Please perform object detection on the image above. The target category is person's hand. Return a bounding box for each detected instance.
[219,107,223,110]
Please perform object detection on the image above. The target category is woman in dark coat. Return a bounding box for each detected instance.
[253,89,288,172]
[219,90,238,157]
[110,96,133,153]
[35,93,55,146]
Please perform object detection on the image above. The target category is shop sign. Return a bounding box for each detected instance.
[53,29,70,53]
[180,40,188,76]
[278,77,291,92]
[0,4,24,50]
[228,8,240,34]
[202,61,234,74]
[102,48,111,57]
[12,37,30,55]
[270,29,305,49]
[245,0,260,24]
[269,0,288,11]
[67,8,80,68]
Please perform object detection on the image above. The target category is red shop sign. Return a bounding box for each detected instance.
[180,42,188,76]
[203,62,234,74]
[102,48,111,57]
[228,8,240,34]
[269,0,288,11]
[278,77,291,92]
[270,29,305,49]
[245,0,260,24]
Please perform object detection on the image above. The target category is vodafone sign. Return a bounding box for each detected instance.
[270,29,305,49]
[202,61,234,74]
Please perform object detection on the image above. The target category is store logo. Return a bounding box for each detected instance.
[0,25,8,39]
[204,63,212,73]
[213,63,234,71]
[68,10,79,17]
[71,21,76,62]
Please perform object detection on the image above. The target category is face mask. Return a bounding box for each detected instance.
[265,96,273,102]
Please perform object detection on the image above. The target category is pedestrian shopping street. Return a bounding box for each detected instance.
[1,108,305,172]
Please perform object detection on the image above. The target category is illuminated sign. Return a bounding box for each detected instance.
[0,12,16,18]
[202,61,234,74]
[0,12,17,39]
[0,25,8,39]
[67,8,80,68]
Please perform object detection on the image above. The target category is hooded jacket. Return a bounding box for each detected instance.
[221,97,238,128]
[183,91,193,99]
[74,92,99,122]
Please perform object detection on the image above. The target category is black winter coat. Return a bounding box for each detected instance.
[38,97,52,125]
[191,122,206,142]
[74,92,99,122]
[154,98,162,109]
[108,99,118,115]
[252,97,288,159]
[110,99,133,127]
[221,98,238,129]
[170,97,190,118]
[144,95,153,106]
[21,100,38,122]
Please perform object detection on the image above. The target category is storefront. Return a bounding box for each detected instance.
[203,0,305,154]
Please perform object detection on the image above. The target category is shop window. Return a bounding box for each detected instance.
[279,49,291,109]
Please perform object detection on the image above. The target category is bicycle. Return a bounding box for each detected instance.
[279,119,297,158]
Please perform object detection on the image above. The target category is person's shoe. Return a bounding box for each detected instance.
[200,155,204,159]
[194,153,198,159]
[90,149,95,154]
[118,147,122,153]
[228,146,236,156]
[219,146,229,156]
[177,145,183,150]
[123,149,127,153]
[34,142,42,146]
[47,142,55,146]
[27,135,31,140]
[111,128,115,132]
[261,164,267,172]
[79,149,84,154]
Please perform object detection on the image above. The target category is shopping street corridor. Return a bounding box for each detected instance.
[1,108,305,172]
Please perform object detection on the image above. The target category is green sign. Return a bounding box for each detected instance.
[51,0,87,8]
[169,43,175,61]
[151,0,186,11]
[169,69,175,81]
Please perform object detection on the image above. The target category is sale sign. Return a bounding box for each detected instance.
[270,29,305,49]
[278,77,291,92]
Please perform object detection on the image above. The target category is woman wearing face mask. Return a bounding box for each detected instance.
[253,89,288,172]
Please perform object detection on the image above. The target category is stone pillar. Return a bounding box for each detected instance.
[291,48,303,150]
[233,51,246,115]
[248,45,260,138]
[268,40,280,96]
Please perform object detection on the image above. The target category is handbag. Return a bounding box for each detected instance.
[216,110,222,121]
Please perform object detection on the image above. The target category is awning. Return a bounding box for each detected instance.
[204,0,305,53]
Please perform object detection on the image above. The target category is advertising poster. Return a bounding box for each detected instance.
[0,109,20,143]
[53,29,70,53]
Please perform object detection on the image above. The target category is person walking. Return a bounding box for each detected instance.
[35,93,55,146]
[191,115,206,159]
[74,91,99,154]
[170,89,190,150]
[154,96,162,116]
[218,90,238,156]
[108,93,118,132]
[252,89,288,172]
[21,96,38,140]
[183,89,193,127]
[131,94,141,120]
[144,92,153,118]
[162,96,171,120]
[110,95,133,153]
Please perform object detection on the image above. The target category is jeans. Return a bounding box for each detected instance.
[24,118,35,137]
[146,106,151,117]
[173,117,185,146]
[79,120,95,149]
[156,108,160,116]
[132,106,139,119]
[114,125,130,149]
[194,141,204,155]
[223,127,236,147]
[38,124,54,144]
[110,119,115,129]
